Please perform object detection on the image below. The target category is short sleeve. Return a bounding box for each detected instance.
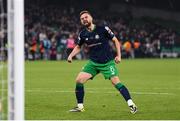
[104,26,115,39]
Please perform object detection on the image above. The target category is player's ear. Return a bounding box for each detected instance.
[90,16,93,22]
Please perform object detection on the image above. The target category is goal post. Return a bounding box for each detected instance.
[7,0,24,120]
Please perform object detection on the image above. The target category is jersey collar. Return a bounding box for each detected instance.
[86,25,96,32]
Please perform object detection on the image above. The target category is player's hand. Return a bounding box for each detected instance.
[114,56,121,64]
[67,56,72,63]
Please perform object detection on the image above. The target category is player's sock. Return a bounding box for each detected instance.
[75,83,84,104]
[115,82,131,102]
[77,103,84,109]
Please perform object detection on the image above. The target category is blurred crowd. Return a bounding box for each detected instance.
[0,4,180,61]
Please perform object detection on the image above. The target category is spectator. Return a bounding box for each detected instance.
[30,36,37,60]
[66,34,76,57]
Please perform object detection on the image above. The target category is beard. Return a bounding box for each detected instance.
[82,21,91,27]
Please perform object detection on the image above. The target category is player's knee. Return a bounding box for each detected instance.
[75,72,91,83]
[75,77,85,83]
[111,76,121,85]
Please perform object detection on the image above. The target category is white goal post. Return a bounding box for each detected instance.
[7,0,24,120]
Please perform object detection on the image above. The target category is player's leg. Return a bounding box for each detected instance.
[69,72,92,112]
[70,61,98,112]
[99,60,137,114]
[111,76,137,114]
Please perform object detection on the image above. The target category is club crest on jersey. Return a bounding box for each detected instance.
[95,34,100,39]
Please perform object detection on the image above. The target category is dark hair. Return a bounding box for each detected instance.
[79,10,92,17]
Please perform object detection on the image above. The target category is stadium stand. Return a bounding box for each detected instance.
[1,0,180,60]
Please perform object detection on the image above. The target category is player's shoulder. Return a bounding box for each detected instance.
[104,26,112,32]
[96,25,112,32]
[96,25,107,29]
[78,28,87,37]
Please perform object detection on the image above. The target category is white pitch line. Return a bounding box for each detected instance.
[25,89,175,95]
[131,92,175,95]
[152,87,180,90]
[23,87,180,90]
[0,88,176,95]
[0,80,7,84]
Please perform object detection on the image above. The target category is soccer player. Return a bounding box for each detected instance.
[67,10,137,114]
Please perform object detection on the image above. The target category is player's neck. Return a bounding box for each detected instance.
[87,24,95,32]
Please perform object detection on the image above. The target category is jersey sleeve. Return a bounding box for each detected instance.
[104,26,115,40]
[76,32,84,47]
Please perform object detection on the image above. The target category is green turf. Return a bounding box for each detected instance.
[25,59,180,119]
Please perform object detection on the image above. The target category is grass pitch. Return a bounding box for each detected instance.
[25,59,180,120]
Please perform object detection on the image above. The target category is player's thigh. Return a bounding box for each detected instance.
[76,72,92,84]
[100,61,119,80]
[81,61,98,79]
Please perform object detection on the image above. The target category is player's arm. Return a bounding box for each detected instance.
[67,45,81,63]
[112,37,121,64]
[104,26,121,63]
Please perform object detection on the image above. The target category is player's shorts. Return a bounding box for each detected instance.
[81,60,119,80]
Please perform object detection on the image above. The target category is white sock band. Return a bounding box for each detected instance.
[127,99,134,106]
[77,103,84,109]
